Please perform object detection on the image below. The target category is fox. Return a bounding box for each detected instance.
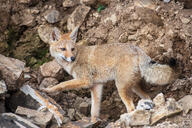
[42,27,175,122]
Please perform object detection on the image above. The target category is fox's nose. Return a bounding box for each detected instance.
[71,56,75,61]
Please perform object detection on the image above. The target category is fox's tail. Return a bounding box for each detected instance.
[138,49,175,85]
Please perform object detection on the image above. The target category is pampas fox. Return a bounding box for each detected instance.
[42,27,175,122]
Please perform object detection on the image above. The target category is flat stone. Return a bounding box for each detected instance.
[178,95,192,114]
[0,54,25,90]
[15,106,53,127]
[44,9,60,24]
[40,59,64,80]
[151,98,183,125]
[67,5,90,31]
[120,110,151,126]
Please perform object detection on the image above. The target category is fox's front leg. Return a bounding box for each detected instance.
[90,84,103,123]
[42,79,90,93]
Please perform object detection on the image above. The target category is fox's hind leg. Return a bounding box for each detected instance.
[132,85,154,110]
[131,84,150,99]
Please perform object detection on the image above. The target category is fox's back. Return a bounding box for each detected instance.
[74,43,145,82]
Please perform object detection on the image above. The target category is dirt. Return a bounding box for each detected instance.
[0,0,192,127]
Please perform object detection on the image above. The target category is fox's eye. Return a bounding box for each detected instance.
[60,48,66,51]
[71,48,75,51]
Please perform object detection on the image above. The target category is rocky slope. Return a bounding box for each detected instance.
[0,0,192,127]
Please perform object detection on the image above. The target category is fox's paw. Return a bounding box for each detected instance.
[136,99,154,110]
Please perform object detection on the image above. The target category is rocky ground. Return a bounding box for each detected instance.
[0,0,192,127]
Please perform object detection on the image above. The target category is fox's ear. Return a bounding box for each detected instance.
[49,27,61,43]
[70,27,79,42]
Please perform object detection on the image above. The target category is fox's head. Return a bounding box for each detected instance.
[49,27,78,62]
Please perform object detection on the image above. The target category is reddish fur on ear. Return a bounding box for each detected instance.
[61,33,71,40]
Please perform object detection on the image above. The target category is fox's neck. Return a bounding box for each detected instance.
[55,57,74,75]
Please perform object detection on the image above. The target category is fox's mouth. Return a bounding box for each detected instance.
[61,56,72,62]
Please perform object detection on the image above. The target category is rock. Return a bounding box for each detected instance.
[80,0,96,6]
[153,93,165,107]
[106,120,127,128]
[152,121,179,128]
[67,5,90,31]
[178,95,192,114]
[0,80,7,95]
[0,101,6,113]
[40,59,64,80]
[163,0,171,3]
[134,7,163,26]
[0,9,10,33]
[79,102,90,116]
[1,113,40,128]
[0,54,25,90]
[20,85,65,127]
[134,0,157,10]
[136,99,154,110]
[63,0,80,8]
[17,0,40,6]
[68,108,75,120]
[151,98,183,125]
[120,110,151,126]
[44,9,60,24]
[39,77,58,90]
[103,14,117,25]
[15,106,53,127]
[38,25,55,43]
[180,17,190,24]
[6,91,41,112]
[64,117,107,128]
[11,9,35,27]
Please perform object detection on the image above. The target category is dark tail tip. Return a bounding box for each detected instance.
[168,58,176,67]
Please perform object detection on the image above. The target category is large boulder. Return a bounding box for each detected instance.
[0,54,25,90]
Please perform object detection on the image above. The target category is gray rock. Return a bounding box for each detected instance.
[178,95,192,114]
[15,106,53,128]
[44,9,60,24]
[40,59,64,80]
[0,54,25,90]
[120,110,151,126]
[67,5,90,31]
[1,113,40,128]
